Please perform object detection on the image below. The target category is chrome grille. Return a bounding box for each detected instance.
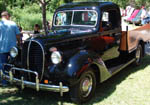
[22,40,44,81]
[22,42,29,68]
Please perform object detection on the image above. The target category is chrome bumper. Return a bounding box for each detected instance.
[0,64,69,96]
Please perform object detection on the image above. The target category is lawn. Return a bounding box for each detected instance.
[0,56,150,105]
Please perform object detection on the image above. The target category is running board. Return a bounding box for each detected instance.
[108,58,136,75]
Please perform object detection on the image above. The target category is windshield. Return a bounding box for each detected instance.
[54,10,98,27]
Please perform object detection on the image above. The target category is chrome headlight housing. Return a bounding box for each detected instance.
[10,47,18,58]
[51,51,62,64]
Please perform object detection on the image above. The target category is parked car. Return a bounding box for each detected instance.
[1,2,150,103]
[124,7,135,21]
[126,9,140,23]
[131,9,142,25]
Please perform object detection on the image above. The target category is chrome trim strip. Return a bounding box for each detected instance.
[21,76,24,89]
[25,40,45,81]
[71,10,74,26]
[0,70,3,79]
[11,67,39,75]
[27,40,32,81]
[30,40,45,82]
[128,46,137,53]
[27,40,32,70]
[9,71,13,84]
[53,10,98,27]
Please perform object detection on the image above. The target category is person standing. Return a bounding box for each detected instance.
[34,24,40,34]
[141,7,147,25]
[0,11,20,86]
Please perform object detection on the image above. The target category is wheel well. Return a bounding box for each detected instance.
[90,64,100,84]
[139,40,145,57]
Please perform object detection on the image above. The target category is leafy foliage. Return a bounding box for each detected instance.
[1,0,150,30]
[6,3,52,30]
[7,6,41,30]
[109,0,129,8]
[0,0,6,14]
[23,3,41,14]
[48,0,64,12]
[105,0,150,8]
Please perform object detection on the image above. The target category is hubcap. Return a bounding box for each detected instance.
[81,74,93,97]
[136,47,141,63]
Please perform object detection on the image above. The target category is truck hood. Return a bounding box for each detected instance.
[50,27,96,35]
[31,27,97,44]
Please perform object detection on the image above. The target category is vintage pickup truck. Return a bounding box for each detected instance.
[1,1,150,103]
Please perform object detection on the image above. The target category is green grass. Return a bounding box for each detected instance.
[0,56,150,105]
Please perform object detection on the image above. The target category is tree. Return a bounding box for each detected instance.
[38,0,69,35]
[48,0,63,13]
[64,0,73,3]
[0,0,6,14]
[105,0,129,8]
[38,0,51,35]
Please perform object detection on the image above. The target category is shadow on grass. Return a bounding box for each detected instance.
[0,87,72,105]
[87,55,150,104]
[0,56,150,105]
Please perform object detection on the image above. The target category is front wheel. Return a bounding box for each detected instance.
[70,68,96,103]
[134,44,142,65]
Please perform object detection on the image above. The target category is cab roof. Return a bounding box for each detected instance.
[56,2,119,11]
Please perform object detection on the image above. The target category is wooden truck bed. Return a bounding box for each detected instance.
[120,24,150,52]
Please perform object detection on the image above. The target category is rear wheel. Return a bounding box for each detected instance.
[134,44,142,65]
[70,68,96,103]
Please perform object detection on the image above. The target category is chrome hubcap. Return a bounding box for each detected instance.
[136,47,141,63]
[81,74,93,97]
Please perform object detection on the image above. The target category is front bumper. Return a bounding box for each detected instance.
[0,64,69,96]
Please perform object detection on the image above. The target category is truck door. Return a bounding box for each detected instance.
[100,9,122,68]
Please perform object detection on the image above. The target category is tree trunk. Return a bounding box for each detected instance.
[39,0,50,35]
[42,3,48,35]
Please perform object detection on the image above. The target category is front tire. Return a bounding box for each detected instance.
[70,68,96,103]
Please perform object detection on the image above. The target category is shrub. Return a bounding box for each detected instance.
[7,5,53,31]
[18,13,42,30]
[23,3,41,14]
[0,1,6,14]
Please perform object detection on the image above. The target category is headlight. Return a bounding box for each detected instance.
[51,51,62,64]
[10,47,18,58]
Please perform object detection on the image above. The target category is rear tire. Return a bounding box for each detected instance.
[134,44,142,66]
[70,68,96,103]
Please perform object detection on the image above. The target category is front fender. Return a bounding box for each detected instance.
[65,50,111,83]
[65,50,96,77]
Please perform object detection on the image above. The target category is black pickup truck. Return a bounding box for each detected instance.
[1,1,150,103]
